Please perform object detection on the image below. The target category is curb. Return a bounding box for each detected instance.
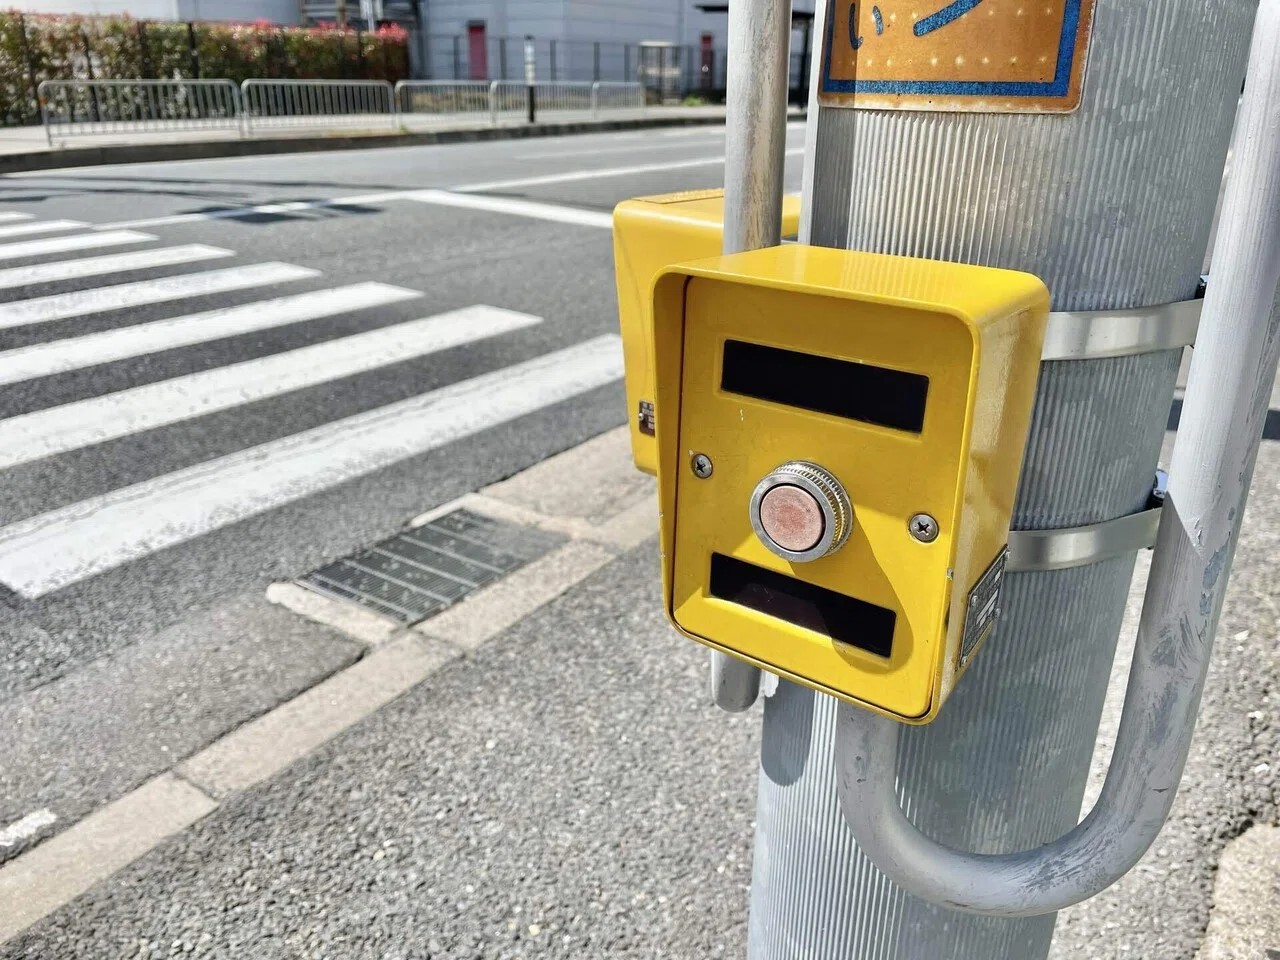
[0,426,656,945]
[0,112,775,175]
[1195,824,1280,960]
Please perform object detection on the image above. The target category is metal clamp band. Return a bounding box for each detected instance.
[1006,506,1161,572]
[1041,298,1201,361]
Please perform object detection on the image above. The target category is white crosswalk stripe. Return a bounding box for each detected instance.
[0,335,624,598]
[0,220,87,239]
[0,306,543,470]
[0,245,234,292]
[0,283,421,387]
[0,204,626,600]
[0,263,319,329]
[0,230,156,263]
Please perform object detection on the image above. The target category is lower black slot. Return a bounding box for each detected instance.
[709,553,895,658]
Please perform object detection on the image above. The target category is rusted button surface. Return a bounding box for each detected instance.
[758,484,825,552]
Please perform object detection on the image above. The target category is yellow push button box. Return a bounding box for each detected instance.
[612,189,801,475]
[650,245,1049,722]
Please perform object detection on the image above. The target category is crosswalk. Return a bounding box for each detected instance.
[0,210,623,600]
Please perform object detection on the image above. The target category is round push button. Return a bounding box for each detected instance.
[749,461,852,562]
[758,485,825,552]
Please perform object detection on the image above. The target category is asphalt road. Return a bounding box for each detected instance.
[0,123,1275,959]
[0,123,803,693]
[0,125,805,860]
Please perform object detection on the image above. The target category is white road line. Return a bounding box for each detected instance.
[451,149,805,193]
[0,245,234,292]
[0,335,623,598]
[0,263,319,330]
[0,283,421,387]
[0,305,542,470]
[407,190,612,229]
[96,192,410,232]
[0,220,87,239]
[0,811,57,849]
[0,213,34,224]
[517,141,721,160]
[0,230,156,263]
[69,147,807,232]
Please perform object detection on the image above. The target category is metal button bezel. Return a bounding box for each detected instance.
[749,461,853,563]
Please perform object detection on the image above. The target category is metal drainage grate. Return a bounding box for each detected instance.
[296,509,564,624]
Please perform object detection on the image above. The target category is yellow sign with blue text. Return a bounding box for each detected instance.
[647,245,1048,722]
[820,0,1096,112]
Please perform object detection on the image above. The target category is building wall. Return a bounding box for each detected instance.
[420,0,816,85]
[15,0,300,21]
[178,0,301,21]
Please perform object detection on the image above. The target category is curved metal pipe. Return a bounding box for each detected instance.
[835,0,1280,917]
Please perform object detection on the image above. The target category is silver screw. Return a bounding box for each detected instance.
[908,513,939,543]
[691,453,714,479]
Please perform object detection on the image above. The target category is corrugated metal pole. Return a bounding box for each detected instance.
[834,0,1280,917]
[712,0,793,713]
[747,0,1257,957]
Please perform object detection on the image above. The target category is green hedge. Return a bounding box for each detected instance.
[0,12,410,126]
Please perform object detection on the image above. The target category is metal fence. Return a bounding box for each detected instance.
[411,32,812,103]
[492,80,588,118]
[40,78,649,143]
[395,80,493,124]
[398,81,646,126]
[241,79,397,133]
[591,81,647,113]
[38,79,242,146]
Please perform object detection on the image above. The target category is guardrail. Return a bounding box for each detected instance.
[39,79,243,146]
[394,80,494,124]
[398,80,646,125]
[241,79,397,133]
[590,81,647,114]
[39,79,647,143]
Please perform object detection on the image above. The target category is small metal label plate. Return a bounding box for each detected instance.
[961,546,1006,661]
[819,0,1096,113]
[638,399,656,437]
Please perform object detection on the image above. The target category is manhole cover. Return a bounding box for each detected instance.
[297,509,562,624]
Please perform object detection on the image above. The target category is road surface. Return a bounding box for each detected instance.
[0,125,1275,960]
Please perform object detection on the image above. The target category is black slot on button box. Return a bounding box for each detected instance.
[709,553,895,658]
[721,339,929,433]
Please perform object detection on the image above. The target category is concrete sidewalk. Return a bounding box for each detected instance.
[0,426,1275,958]
[0,106,738,174]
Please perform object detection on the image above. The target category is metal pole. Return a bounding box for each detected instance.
[748,0,1257,957]
[17,13,40,126]
[837,0,1280,917]
[187,22,200,78]
[523,35,535,123]
[711,0,793,714]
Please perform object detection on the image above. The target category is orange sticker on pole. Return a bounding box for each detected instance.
[818,0,1096,113]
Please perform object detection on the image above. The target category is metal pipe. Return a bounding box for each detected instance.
[712,0,794,713]
[722,0,792,254]
[834,0,1280,917]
